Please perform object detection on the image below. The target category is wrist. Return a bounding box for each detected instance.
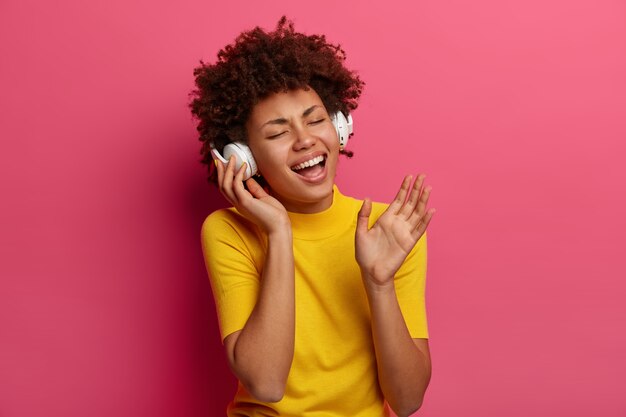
[361,271,396,295]
[265,215,291,237]
[267,225,292,241]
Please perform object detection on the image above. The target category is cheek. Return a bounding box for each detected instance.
[251,146,287,177]
[324,134,341,154]
[325,125,341,149]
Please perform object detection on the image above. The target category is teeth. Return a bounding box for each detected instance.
[291,155,325,171]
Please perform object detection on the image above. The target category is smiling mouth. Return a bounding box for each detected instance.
[291,154,326,171]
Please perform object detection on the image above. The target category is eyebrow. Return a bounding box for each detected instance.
[261,105,320,127]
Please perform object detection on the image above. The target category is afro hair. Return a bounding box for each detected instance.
[189,16,365,184]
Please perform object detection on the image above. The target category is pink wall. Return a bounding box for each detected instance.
[1,0,625,416]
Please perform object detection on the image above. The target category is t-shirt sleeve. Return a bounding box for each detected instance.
[394,231,429,339]
[201,210,263,343]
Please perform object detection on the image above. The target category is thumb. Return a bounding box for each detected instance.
[356,198,372,235]
[245,177,269,199]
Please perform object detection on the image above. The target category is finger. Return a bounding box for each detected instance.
[408,185,431,227]
[232,161,251,203]
[389,175,412,214]
[414,184,432,219]
[215,159,224,187]
[356,198,372,235]
[399,174,426,219]
[221,156,238,203]
[216,158,234,204]
[245,177,270,199]
[412,208,436,237]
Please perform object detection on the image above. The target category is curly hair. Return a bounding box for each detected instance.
[189,16,365,184]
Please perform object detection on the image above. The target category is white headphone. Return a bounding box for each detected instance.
[210,111,353,180]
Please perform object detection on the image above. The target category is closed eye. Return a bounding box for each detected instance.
[308,119,325,125]
[267,131,286,139]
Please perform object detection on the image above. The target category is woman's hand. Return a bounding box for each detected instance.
[216,156,290,235]
[355,174,435,289]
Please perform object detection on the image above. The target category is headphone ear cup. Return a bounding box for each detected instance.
[222,141,258,180]
[331,112,354,149]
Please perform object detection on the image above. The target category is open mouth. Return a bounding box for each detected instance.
[290,154,327,179]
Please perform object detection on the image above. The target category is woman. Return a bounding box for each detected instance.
[190,17,435,417]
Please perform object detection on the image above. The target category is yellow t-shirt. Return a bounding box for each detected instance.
[201,186,428,417]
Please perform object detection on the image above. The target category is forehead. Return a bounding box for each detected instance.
[248,88,325,124]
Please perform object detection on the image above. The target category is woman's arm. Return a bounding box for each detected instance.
[355,174,435,416]
[363,279,431,416]
[224,226,294,403]
[217,157,295,403]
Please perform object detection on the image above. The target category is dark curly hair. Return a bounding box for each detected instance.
[189,16,365,184]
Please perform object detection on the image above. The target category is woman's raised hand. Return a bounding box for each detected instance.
[216,156,290,235]
[355,175,435,288]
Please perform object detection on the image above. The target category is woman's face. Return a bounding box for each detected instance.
[246,88,340,214]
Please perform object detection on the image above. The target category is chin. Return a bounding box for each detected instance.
[273,179,336,213]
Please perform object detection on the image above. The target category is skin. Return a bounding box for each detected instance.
[356,175,435,416]
[214,87,436,415]
[245,88,340,214]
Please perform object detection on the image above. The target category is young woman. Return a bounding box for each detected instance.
[190,17,436,417]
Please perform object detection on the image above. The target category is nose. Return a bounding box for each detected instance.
[292,124,316,151]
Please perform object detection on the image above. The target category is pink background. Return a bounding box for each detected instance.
[1,0,625,416]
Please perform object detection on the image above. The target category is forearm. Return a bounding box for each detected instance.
[364,276,431,417]
[231,229,295,401]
